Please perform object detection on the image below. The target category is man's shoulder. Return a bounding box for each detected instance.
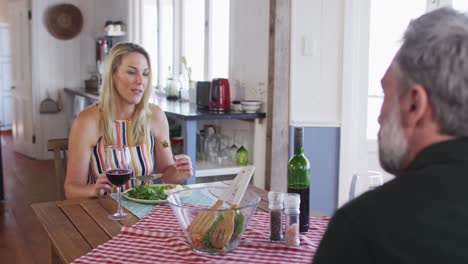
[337,179,411,222]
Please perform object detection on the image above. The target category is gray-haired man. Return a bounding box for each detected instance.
[314,7,468,264]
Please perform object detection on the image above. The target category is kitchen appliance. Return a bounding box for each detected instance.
[209,78,230,112]
[196,81,211,110]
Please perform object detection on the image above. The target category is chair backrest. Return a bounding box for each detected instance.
[47,138,68,200]
[349,171,384,200]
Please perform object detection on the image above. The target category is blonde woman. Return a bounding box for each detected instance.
[64,42,192,199]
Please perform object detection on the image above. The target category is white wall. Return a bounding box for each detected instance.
[229,0,269,188]
[228,0,343,190]
[290,0,344,127]
[291,0,353,209]
[31,0,127,159]
[0,0,8,22]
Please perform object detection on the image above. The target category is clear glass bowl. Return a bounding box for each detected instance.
[167,187,261,254]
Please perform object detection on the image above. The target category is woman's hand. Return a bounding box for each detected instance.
[93,174,114,197]
[174,154,193,181]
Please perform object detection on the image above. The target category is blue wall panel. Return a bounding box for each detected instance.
[289,127,340,215]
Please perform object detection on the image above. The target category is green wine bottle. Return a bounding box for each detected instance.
[287,127,310,232]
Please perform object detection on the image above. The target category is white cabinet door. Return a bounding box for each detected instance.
[8,0,35,157]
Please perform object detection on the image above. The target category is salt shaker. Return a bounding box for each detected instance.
[284,193,301,246]
[268,191,284,241]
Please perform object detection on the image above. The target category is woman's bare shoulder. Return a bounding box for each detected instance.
[148,103,168,135]
[70,104,100,143]
[149,103,163,115]
[74,104,100,127]
[149,103,166,122]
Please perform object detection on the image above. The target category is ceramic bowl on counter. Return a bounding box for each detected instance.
[231,100,243,112]
[240,100,262,113]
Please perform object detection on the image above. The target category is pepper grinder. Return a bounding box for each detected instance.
[268,191,284,241]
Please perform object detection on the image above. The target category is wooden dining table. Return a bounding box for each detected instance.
[32,181,325,264]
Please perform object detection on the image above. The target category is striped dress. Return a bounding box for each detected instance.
[88,120,155,190]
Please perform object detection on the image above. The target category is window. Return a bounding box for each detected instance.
[366,1,444,140]
[139,0,230,90]
[209,0,230,79]
[141,0,158,88]
[182,0,205,81]
[452,0,468,11]
[159,0,174,87]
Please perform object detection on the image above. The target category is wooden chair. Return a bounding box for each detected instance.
[47,138,68,200]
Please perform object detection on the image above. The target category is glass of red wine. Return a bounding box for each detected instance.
[105,145,132,220]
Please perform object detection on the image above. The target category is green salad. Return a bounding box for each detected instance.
[126,184,174,200]
[199,210,245,250]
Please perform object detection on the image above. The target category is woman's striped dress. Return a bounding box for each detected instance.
[88,120,155,190]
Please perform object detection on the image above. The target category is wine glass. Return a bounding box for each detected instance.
[349,171,384,200]
[227,129,239,164]
[105,145,133,220]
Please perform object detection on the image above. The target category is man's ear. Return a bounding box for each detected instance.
[402,84,430,128]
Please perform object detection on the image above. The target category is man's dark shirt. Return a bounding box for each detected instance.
[313,137,468,264]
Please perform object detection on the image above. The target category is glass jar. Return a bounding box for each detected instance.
[205,128,229,165]
[284,193,301,247]
[268,191,284,241]
[227,144,239,165]
[166,76,181,101]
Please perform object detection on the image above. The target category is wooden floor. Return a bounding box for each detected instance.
[0,131,57,264]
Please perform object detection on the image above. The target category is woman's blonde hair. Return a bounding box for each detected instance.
[98,42,153,146]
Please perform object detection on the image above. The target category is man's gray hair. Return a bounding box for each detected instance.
[395,7,468,137]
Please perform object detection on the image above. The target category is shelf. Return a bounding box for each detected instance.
[96,31,126,38]
[196,160,250,177]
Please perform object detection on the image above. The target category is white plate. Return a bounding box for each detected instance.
[123,184,185,204]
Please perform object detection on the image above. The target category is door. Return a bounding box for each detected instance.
[0,57,12,130]
[8,0,35,158]
[0,23,12,130]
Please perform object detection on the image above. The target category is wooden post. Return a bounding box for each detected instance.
[265,0,291,192]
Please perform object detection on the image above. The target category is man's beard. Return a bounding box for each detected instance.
[378,100,408,174]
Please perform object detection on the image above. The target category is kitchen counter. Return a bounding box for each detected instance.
[150,94,266,120]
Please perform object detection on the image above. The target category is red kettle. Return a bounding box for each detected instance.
[209,78,230,112]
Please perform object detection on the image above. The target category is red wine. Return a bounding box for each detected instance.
[287,186,310,232]
[106,169,131,187]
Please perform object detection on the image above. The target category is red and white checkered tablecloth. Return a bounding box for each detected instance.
[72,205,329,264]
